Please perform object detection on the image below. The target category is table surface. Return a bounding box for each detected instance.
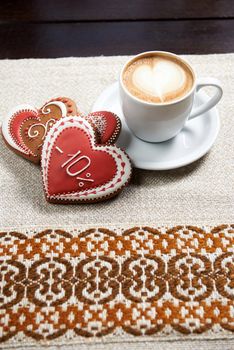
[0,53,233,227]
[0,0,234,58]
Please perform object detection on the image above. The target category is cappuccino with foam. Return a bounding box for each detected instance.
[122,53,194,104]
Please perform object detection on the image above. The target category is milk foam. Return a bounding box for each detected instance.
[132,59,186,102]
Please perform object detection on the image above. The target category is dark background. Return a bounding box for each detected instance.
[0,0,233,58]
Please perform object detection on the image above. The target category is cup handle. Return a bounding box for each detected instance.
[189,77,223,120]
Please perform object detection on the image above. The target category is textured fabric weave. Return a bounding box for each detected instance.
[0,225,233,349]
[0,54,233,228]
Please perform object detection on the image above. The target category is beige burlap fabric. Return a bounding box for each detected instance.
[0,54,233,228]
[0,54,233,349]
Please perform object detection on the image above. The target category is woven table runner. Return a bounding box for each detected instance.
[0,54,233,349]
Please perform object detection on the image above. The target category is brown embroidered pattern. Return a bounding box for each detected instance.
[0,225,233,343]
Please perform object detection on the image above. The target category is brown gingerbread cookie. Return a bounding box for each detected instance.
[1,97,77,163]
[41,116,131,203]
[85,111,121,145]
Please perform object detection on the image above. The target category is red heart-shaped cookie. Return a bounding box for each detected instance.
[85,111,121,145]
[1,97,77,163]
[41,116,131,203]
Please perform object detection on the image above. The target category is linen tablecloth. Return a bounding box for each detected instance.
[0,54,233,349]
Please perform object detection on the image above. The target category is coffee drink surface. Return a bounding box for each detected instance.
[122,53,194,103]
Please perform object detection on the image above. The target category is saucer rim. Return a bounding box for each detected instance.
[92,82,220,170]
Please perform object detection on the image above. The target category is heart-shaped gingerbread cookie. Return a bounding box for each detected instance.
[85,111,121,145]
[41,116,131,203]
[1,97,77,163]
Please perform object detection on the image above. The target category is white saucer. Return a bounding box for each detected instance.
[92,82,220,170]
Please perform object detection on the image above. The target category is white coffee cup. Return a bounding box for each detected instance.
[119,51,223,142]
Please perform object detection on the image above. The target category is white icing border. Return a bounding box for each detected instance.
[41,116,131,202]
[87,111,121,144]
[1,104,38,154]
[41,101,67,117]
[2,100,68,156]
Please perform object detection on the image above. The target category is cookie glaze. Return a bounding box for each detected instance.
[41,116,131,203]
[1,98,77,163]
[85,111,121,144]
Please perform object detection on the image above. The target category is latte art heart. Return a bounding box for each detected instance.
[122,54,194,103]
[132,60,186,102]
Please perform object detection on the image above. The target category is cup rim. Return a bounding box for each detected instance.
[120,51,197,106]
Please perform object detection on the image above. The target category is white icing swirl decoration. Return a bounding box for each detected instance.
[42,101,67,117]
[28,119,56,140]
